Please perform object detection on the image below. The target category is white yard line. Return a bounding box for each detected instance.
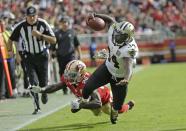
[13,103,69,131]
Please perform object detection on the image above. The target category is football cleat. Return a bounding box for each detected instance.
[32,109,41,115]
[110,106,118,124]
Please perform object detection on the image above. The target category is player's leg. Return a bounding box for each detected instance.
[118,100,135,113]
[82,63,111,99]
[110,79,128,111]
[109,79,128,124]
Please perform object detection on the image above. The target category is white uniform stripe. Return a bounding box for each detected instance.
[121,22,129,30]
[27,26,34,53]
[12,18,55,54]
[43,42,46,49]
[33,37,39,53]
[39,41,43,51]
[20,27,29,52]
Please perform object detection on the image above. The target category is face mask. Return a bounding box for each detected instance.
[115,33,129,44]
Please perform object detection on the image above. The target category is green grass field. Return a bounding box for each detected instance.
[20,63,186,131]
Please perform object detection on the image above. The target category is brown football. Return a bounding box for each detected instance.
[86,17,106,31]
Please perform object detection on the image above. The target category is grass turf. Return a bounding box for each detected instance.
[20,63,186,131]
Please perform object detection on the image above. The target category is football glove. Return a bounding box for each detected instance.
[94,49,108,59]
[71,99,80,109]
[29,85,42,93]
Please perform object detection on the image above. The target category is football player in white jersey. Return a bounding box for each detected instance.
[82,13,139,124]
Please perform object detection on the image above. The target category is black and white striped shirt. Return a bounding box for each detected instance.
[10,18,55,54]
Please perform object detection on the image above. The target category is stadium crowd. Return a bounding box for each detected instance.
[0,0,186,35]
[0,0,186,100]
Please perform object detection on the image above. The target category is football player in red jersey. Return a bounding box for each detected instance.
[30,60,134,116]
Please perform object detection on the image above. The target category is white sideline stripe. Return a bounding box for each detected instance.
[13,103,69,131]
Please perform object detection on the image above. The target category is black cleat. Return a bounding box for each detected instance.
[110,106,118,124]
[32,109,41,115]
[41,93,48,104]
[128,100,135,110]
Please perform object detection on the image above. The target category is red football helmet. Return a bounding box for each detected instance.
[64,60,86,84]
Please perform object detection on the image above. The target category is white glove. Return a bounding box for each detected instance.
[28,85,41,93]
[94,49,108,59]
[71,99,80,109]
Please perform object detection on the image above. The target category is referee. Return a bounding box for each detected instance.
[8,5,56,114]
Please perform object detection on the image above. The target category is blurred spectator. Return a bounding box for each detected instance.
[169,39,176,62]
[1,0,186,35]
[53,15,81,94]
[0,16,17,100]
[89,37,97,67]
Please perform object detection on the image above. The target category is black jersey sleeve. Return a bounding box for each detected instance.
[10,24,21,42]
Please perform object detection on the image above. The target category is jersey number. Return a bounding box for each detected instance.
[108,55,119,68]
[108,47,119,68]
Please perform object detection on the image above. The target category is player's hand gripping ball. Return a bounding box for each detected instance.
[86,14,106,31]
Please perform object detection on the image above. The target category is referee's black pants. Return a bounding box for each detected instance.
[24,51,48,110]
[82,63,128,111]
[19,52,29,89]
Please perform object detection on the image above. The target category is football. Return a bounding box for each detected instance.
[86,17,106,31]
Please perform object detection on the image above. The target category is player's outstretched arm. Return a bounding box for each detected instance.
[116,57,133,86]
[30,82,66,93]
[94,13,115,25]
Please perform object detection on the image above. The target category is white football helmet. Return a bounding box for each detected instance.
[112,21,135,46]
[64,60,86,84]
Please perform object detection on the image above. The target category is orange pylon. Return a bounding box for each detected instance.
[0,28,13,96]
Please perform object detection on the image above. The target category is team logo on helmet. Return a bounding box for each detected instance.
[64,60,86,84]
[112,21,135,47]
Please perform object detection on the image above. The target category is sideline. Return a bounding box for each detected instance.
[0,93,74,131]
[13,103,69,131]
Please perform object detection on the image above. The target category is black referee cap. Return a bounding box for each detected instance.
[26,6,37,16]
